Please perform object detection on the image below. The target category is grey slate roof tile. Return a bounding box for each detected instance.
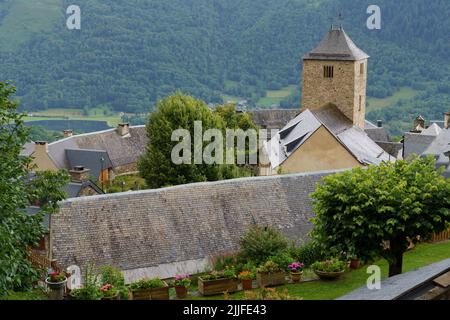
[303,28,369,61]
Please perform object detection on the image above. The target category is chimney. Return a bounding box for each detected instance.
[63,129,73,138]
[34,141,48,154]
[412,115,425,132]
[69,166,91,182]
[117,123,130,136]
[377,120,383,128]
[444,112,450,129]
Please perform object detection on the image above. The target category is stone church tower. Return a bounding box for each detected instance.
[301,26,369,128]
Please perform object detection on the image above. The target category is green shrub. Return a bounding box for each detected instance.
[256,261,283,274]
[99,266,128,300]
[211,253,238,271]
[70,264,102,300]
[267,252,294,272]
[288,241,324,267]
[239,226,288,265]
[129,278,166,290]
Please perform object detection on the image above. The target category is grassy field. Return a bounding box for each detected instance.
[24,108,124,127]
[367,87,420,112]
[257,85,297,107]
[0,0,62,52]
[192,240,450,300]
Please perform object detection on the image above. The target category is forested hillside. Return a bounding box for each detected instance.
[0,0,449,134]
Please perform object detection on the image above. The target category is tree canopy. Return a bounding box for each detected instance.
[138,93,255,189]
[310,157,450,276]
[0,82,69,295]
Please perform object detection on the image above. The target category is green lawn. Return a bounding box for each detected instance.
[367,87,420,112]
[3,288,47,300]
[192,240,450,300]
[0,0,62,52]
[24,108,125,127]
[257,85,297,107]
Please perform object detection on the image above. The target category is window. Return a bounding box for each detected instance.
[323,65,334,78]
[360,62,364,75]
[359,95,363,111]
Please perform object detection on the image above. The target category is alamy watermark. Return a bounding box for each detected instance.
[171,121,278,166]
[367,5,381,30]
[66,5,81,30]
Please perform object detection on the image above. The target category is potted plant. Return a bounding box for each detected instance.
[129,278,169,300]
[198,267,238,296]
[238,271,255,290]
[256,261,286,287]
[173,274,191,299]
[45,270,67,300]
[312,259,346,280]
[348,256,361,269]
[68,264,102,300]
[100,284,120,300]
[288,262,305,283]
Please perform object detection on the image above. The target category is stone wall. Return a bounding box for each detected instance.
[51,170,342,282]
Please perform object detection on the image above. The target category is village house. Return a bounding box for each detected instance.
[21,123,148,184]
[260,26,394,175]
[403,112,450,177]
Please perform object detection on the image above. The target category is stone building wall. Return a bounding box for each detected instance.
[301,59,367,128]
[51,170,342,282]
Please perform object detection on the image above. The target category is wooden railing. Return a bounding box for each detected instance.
[28,249,68,277]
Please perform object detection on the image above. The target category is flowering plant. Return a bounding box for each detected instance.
[47,271,66,283]
[311,259,346,273]
[174,274,191,287]
[257,260,283,274]
[238,271,255,280]
[100,283,119,298]
[288,262,305,273]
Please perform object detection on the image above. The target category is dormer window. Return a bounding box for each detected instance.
[323,66,334,78]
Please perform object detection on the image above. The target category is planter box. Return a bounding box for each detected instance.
[130,281,170,300]
[198,277,238,296]
[256,272,286,287]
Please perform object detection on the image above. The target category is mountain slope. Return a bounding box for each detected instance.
[0,0,449,133]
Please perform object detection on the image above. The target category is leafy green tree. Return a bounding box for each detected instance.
[0,82,69,295]
[138,93,253,188]
[310,157,450,277]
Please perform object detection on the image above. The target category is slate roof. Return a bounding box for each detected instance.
[63,180,104,198]
[265,104,391,169]
[303,27,369,61]
[403,132,437,158]
[365,128,390,142]
[421,123,442,136]
[66,149,112,179]
[47,125,147,170]
[52,170,344,281]
[21,142,35,157]
[25,206,49,230]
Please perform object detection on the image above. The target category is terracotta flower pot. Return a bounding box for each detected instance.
[291,271,303,283]
[349,259,361,269]
[175,286,188,299]
[241,279,253,290]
